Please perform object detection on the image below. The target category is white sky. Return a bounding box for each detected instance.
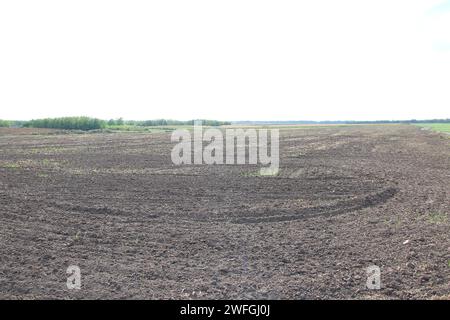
[0,0,449,121]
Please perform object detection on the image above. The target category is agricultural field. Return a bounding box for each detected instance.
[0,124,449,299]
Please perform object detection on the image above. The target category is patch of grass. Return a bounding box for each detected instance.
[415,123,450,133]
[240,171,260,177]
[0,159,65,170]
[29,146,70,154]
[240,169,280,177]
[2,162,20,169]
[41,159,55,166]
[428,212,448,225]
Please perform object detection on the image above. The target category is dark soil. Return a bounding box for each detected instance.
[0,125,448,299]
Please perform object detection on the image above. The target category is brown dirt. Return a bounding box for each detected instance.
[0,125,449,299]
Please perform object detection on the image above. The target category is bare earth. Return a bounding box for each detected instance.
[0,125,449,299]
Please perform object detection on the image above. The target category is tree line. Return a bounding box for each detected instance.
[0,120,11,127]
[107,118,231,127]
[233,118,450,125]
[4,117,448,131]
[23,117,106,130]
[12,117,231,131]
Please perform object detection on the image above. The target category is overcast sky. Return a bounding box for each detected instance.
[0,0,449,121]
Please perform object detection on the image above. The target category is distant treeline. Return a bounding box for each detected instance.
[0,119,11,127]
[3,117,448,130]
[23,117,106,130]
[340,119,450,124]
[15,117,230,131]
[232,119,450,125]
[106,118,231,127]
